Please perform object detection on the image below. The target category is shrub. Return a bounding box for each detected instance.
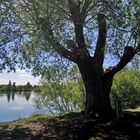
[111,70,140,109]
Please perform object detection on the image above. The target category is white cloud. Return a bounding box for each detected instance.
[9,106,25,111]
[0,69,40,85]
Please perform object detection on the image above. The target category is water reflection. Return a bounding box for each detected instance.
[0,90,83,122]
[0,91,36,122]
[0,91,31,102]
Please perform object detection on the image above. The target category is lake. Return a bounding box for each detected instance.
[0,91,39,122]
[0,91,82,122]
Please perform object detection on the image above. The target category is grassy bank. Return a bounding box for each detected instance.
[0,112,140,140]
[126,107,140,112]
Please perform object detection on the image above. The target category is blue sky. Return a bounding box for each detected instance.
[0,69,40,85]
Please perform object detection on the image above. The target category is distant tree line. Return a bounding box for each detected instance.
[0,81,38,92]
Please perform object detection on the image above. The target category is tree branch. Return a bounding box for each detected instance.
[81,0,92,18]
[94,13,107,68]
[65,40,78,52]
[38,18,78,63]
[68,0,89,58]
[105,46,135,75]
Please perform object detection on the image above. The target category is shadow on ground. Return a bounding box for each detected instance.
[0,112,140,140]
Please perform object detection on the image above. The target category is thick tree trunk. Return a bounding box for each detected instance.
[76,46,135,118]
[77,59,114,118]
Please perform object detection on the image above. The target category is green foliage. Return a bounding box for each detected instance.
[35,65,85,114]
[0,1,20,72]
[0,0,139,74]
[111,70,140,109]
[25,82,32,90]
[12,82,16,91]
[36,67,140,113]
[37,81,84,113]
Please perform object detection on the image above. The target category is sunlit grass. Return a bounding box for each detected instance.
[126,107,140,112]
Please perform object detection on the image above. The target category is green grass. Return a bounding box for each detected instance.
[0,113,49,126]
[126,107,140,112]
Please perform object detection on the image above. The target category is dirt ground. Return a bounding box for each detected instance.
[0,112,140,140]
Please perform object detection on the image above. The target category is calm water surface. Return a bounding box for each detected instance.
[0,91,39,122]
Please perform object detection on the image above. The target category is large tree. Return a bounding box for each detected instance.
[0,0,140,117]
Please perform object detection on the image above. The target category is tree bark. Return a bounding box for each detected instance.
[77,58,114,118]
[77,46,135,118]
